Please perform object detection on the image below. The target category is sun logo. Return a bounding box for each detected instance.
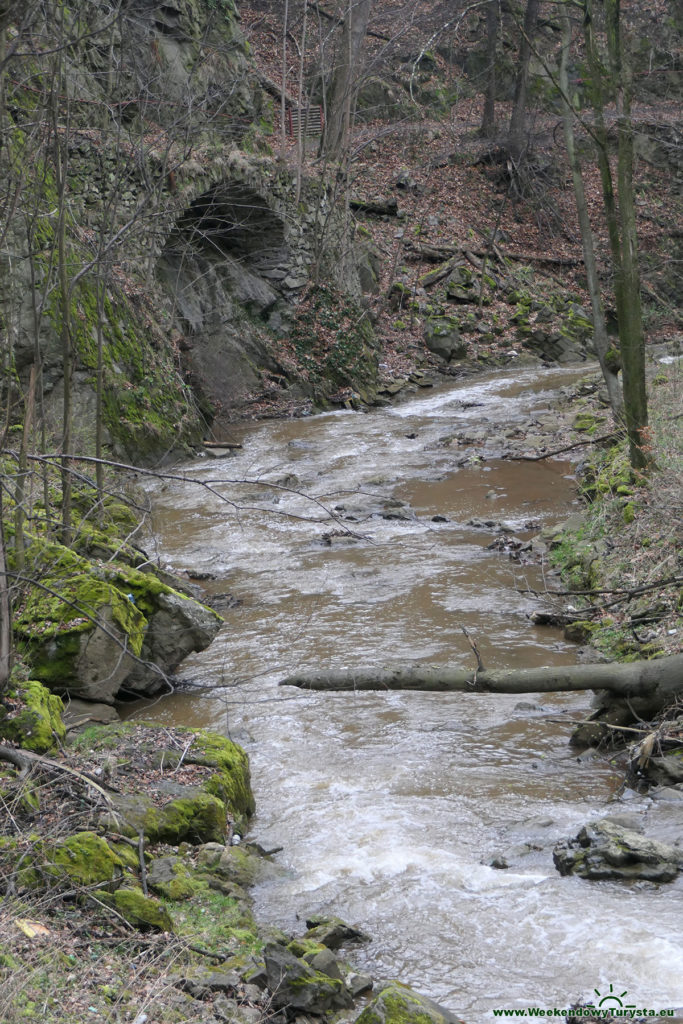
[593,984,629,1009]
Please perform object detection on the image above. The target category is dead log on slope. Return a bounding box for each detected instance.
[350,196,399,217]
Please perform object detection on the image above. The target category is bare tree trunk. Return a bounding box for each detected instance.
[295,0,309,204]
[322,0,372,160]
[605,0,649,470]
[95,276,106,519]
[51,29,73,546]
[481,0,498,138]
[508,0,540,159]
[0,488,12,695]
[559,9,622,417]
[280,654,683,706]
[583,0,649,470]
[14,364,36,570]
[281,0,289,158]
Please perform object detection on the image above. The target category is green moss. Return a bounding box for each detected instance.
[187,729,255,823]
[563,620,597,644]
[104,887,174,931]
[287,938,328,959]
[550,531,599,591]
[579,444,634,502]
[107,840,142,873]
[14,539,147,653]
[573,412,601,433]
[166,884,260,953]
[0,951,20,971]
[148,859,198,901]
[605,346,621,372]
[43,272,202,461]
[156,792,228,845]
[356,983,454,1024]
[69,722,128,752]
[0,680,65,753]
[44,832,124,890]
[622,501,636,524]
[425,316,460,337]
[287,970,348,994]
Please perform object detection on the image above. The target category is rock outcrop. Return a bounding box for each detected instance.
[14,539,222,702]
[553,818,683,883]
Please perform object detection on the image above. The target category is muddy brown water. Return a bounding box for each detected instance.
[133,366,683,1021]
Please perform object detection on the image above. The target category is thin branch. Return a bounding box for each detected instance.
[503,431,619,461]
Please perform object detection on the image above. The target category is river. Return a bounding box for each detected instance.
[133,366,683,1022]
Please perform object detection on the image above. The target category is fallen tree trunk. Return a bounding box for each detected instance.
[350,196,399,217]
[280,654,683,704]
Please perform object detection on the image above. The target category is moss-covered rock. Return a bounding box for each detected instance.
[44,831,124,890]
[147,855,198,900]
[423,317,468,362]
[103,788,228,845]
[304,914,371,950]
[0,680,65,753]
[287,938,328,959]
[563,620,596,644]
[14,538,221,702]
[187,730,255,825]
[103,886,175,931]
[355,981,467,1024]
[553,819,683,882]
[263,943,353,1014]
[157,792,228,845]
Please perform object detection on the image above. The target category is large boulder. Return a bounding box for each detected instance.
[553,818,683,882]
[423,317,468,362]
[123,589,222,694]
[355,981,468,1024]
[15,539,222,702]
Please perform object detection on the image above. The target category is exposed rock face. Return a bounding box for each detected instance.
[2,0,378,462]
[553,818,683,882]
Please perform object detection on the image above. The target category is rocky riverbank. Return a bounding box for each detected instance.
[0,705,468,1024]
